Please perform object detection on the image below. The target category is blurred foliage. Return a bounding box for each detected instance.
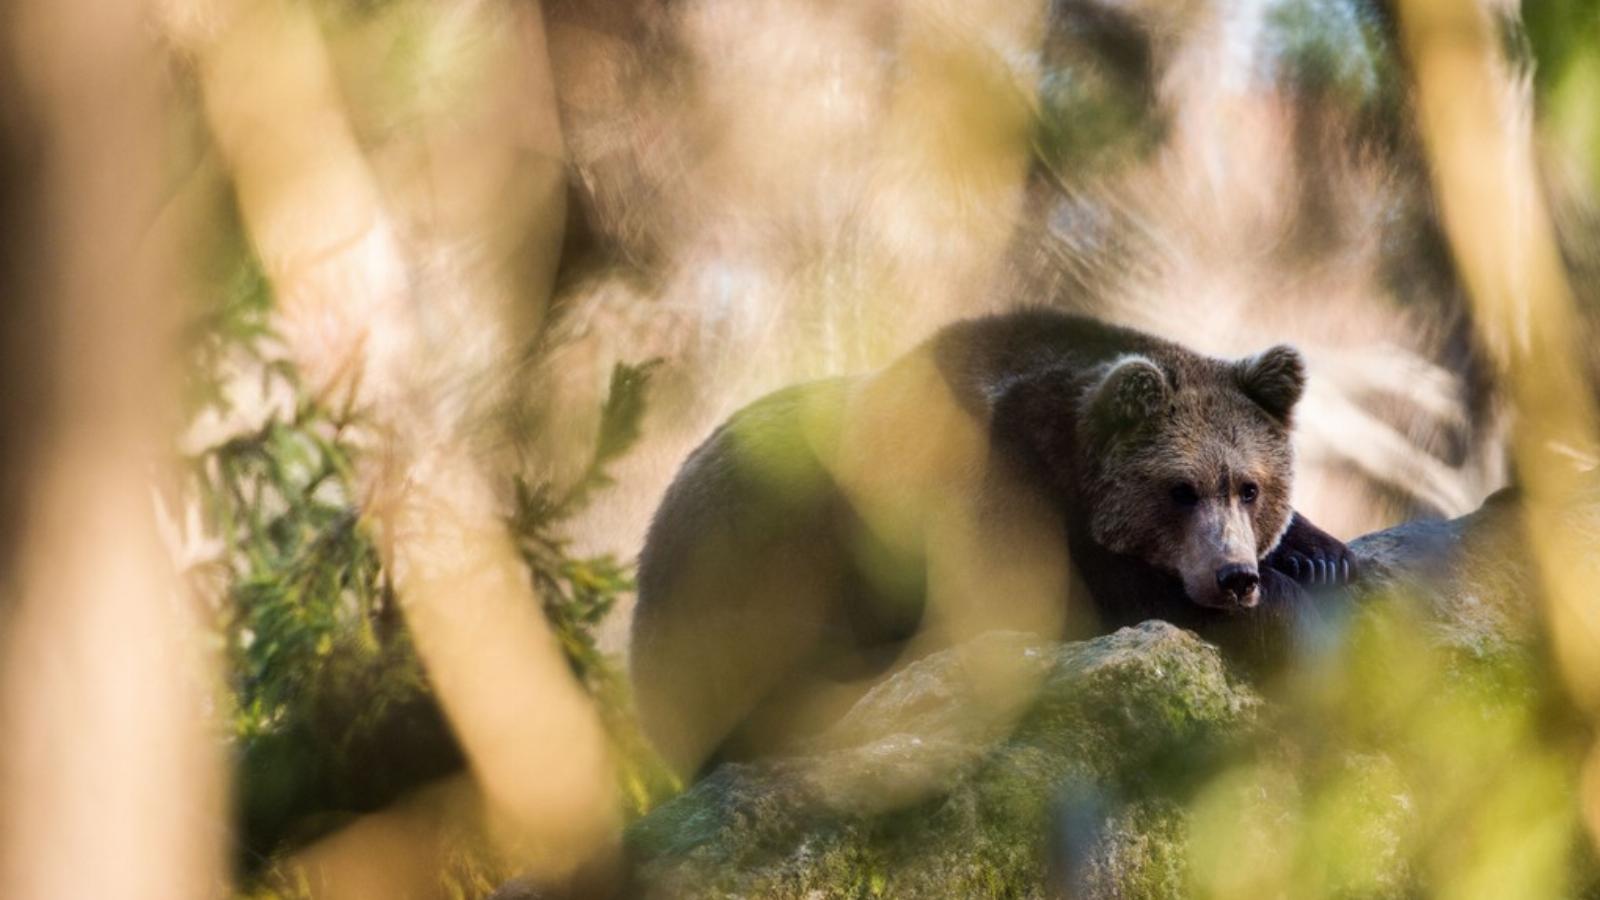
[181,222,673,879]
[1032,0,1405,181]
[511,359,678,816]
[1263,0,1401,118]
[1034,6,1164,179]
[1524,0,1600,97]
[1189,590,1590,899]
[625,585,1598,897]
[1526,0,1600,204]
[166,0,1600,894]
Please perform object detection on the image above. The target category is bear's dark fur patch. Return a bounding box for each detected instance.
[631,310,1353,777]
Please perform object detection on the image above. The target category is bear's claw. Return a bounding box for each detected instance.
[1272,550,1354,586]
[1266,512,1358,587]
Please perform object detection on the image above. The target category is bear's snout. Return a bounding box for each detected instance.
[1215,564,1260,607]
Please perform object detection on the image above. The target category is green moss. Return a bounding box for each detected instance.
[628,625,1255,898]
[627,579,1595,898]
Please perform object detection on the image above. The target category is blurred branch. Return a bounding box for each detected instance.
[1395,0,1600,851]
[166,0,619,888]
[0,0,226,897]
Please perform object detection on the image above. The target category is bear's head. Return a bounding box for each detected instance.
[1071,345,1305,609]
[998,342,1312,608]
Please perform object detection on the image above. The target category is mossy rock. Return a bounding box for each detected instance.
[626,623,1260,899]
[608,484,1600,900]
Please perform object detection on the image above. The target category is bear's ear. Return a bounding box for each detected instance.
[1086,355,1170,434]
[1234,345,1305,422]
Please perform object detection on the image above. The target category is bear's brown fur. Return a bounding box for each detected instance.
[631,310,1353,777]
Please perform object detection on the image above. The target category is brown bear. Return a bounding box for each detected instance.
[631,310,1354,778]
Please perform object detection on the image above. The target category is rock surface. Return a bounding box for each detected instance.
[616,484,1598,899]
[626,623,1258,899]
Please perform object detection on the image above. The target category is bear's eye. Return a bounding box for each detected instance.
[1170,483,1200,507]
[1240,482,1260,504]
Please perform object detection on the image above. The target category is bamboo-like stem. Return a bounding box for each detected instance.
[172,0,619,887]
[1396,0,1600,852]
[0,1,226,897]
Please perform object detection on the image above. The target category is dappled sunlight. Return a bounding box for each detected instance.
[4,0,1600,896]
[1398,0,1600,864]
[0,2,226,898]
[164,0,621,888]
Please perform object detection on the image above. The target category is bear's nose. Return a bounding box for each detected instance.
[1216,564,1259,600]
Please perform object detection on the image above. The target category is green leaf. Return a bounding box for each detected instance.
[595,360,660,470]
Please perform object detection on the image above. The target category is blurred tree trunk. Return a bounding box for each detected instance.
[0,0,227,897]
[1396,0,1600,855]
[168,0,618,891]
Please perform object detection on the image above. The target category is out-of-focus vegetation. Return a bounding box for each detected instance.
[173,0,1600,893]
[624,500,1600,897]
[1194,602,1584,899]
[4,0,1600,897]
[178,213,672,879]
[1526,0,1600,196]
